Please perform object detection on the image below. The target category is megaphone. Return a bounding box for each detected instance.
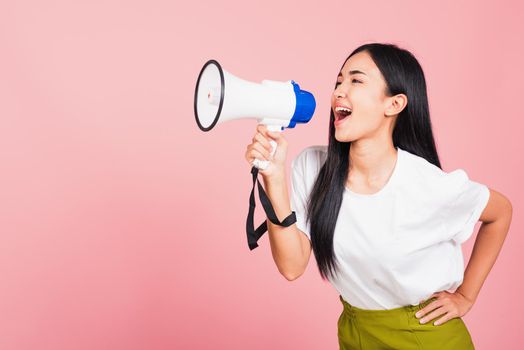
[194,59,316,170]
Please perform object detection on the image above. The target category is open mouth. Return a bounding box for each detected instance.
[334,106,352,122]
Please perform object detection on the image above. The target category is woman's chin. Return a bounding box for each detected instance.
[335,131,358,143]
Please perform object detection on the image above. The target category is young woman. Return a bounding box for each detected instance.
[244,43,512,349]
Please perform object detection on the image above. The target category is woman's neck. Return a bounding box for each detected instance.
[347,140,398,187]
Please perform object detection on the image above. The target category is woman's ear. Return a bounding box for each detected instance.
[385,94,408,117]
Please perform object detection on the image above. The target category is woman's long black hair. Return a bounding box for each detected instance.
[306,43,442,281]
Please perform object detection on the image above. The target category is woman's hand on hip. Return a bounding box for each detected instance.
[415,290,475,326]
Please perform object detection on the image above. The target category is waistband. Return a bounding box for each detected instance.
[339,295,438,317]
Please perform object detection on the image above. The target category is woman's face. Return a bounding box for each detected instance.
[331,50,395,142]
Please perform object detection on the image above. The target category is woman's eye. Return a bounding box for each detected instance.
[335,79,361,86]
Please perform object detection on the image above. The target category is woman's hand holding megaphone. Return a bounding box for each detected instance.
[245,124,287,180]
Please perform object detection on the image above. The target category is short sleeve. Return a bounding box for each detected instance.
[444,169,490,244]
[290,154,312,241]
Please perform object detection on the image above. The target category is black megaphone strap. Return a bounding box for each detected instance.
[246,166,296,250]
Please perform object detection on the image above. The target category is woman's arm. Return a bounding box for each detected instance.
[456,188,513,302]
[263,174,312,281]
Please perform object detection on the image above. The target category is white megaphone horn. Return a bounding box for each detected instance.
[194,59,316,170]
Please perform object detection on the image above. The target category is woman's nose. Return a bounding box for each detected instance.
[334,89,346,98]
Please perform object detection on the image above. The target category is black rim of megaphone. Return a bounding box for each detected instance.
[194,59,225,132]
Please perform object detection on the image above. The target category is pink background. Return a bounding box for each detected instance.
[1,0,522,349]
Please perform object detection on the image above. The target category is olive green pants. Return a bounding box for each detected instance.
[337,295,475,350]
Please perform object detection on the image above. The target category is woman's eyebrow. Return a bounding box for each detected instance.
[337,70,367,78]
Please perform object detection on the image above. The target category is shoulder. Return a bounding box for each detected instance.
[291,145,328,173]
[399,148,475,199]
[401,148,460,178]
[400,148,441,177]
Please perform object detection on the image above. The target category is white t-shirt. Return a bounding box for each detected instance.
[290,145,490,310]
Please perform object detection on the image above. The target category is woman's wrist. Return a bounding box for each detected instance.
[262,169,287,187]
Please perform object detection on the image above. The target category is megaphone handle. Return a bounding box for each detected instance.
[253,124,281,170]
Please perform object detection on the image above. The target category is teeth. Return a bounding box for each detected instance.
[335,106,352,113]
